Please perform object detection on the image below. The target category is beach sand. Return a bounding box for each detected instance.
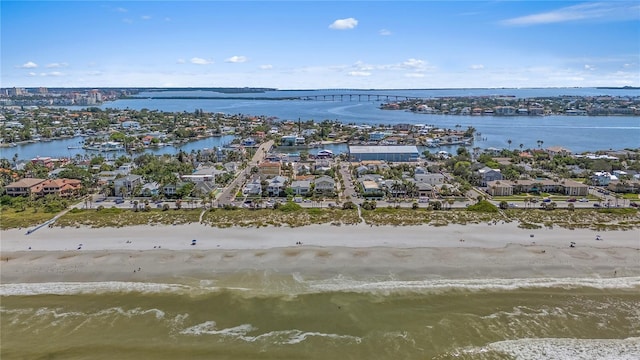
[1,222,639,284]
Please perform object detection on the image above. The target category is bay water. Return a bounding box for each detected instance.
[4,88,639,160]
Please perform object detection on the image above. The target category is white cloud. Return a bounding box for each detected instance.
[46,62,69,68]
[259,64,273,70]
[501,2,640,26]
[190,57,213,65]
[402,58,426,70]
[469,64,485,70]
[405,73,425,78]
[379,29,392,36]
[48,71,63,77]
[141,15,152,20]
[348,71,371,77]
[329,18,358,30]
[19,61,38,69]
[115,7,127,13]
[176,59,186,64]
[584,64,596,71]
[28,72,37,76]
[225,56,248,63]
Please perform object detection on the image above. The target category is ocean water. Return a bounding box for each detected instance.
[2,275,639,360]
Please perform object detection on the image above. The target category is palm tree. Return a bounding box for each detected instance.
[537,139,544,149]
[507,139,512,150]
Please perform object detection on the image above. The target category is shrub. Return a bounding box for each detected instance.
[342,201,357,210]
[466,200,499,213]
[278,202,302,213]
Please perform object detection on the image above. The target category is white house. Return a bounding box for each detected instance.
[314,175,335,194]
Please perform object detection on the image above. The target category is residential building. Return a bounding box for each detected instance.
[4,178,47,196]
[259,162,281,179]
[290,180,311,195]
[478,167,503,187]
[114,174,143,197]
[314,175,335,194]
[414,173,445,186]
[267,176,288,196]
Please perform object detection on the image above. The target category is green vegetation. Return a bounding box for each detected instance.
[0,207,57,229]
[466,200,499,213]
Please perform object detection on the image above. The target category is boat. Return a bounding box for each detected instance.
[83,141,125,152]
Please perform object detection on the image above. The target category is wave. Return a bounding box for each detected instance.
[302,276,640,294]
[2,276,640,296]
[451,337,640,360]
[180,320,362,345]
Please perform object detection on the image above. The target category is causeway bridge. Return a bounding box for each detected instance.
[297,94,419,102]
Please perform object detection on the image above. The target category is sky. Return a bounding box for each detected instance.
[1,0,639,89]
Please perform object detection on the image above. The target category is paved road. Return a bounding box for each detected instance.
[217,140,274,206]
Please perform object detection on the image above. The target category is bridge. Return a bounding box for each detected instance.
[297,94,420,102]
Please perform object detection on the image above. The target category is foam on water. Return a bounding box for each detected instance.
[2,276,640,297]
[455,337,640,360]
[304,276,640,294]
[179,320,362,345]
[0,281,194,296]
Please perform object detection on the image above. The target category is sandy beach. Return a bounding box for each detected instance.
[1,222,639,284]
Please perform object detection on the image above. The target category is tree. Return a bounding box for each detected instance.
[499,200,509,210]
[507,139,512,149]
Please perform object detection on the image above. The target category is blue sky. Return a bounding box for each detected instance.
[2,1,639,89]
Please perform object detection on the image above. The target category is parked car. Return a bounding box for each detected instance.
[542,198,551,203]
[630,202,639,208]
[593,203,601,208]
[567,198,577,202]
[579,198,589,202]
[115,198,125,204]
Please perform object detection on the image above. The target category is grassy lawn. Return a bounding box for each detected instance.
[622,193,640,200]
[0,207,58,230]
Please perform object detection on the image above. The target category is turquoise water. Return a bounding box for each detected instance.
[2,275,639,359]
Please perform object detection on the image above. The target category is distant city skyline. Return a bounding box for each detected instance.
[2,1,639,89]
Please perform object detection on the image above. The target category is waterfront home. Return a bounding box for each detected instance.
[486,179,588,197]
[38,178,82,198]
[242,179,262,197]
[416,182,434,198]
[114,174,143,197]
[259,162,281,179]
[4,178,82,198]
[486,180,514,196]
[415,172,446,186]
[591,171,616,186]
[280,135,305,146]
[267,176,288,196]
[141,182,160,197]
[361,180,381,194]
[478,167,503,187]
[182,166,224,184]
[4,178,47,196]
[289,180,311,196]
[314,175,336,194]
[546,146,572,157]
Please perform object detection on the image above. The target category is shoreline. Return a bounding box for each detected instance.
[1,223,639,286]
